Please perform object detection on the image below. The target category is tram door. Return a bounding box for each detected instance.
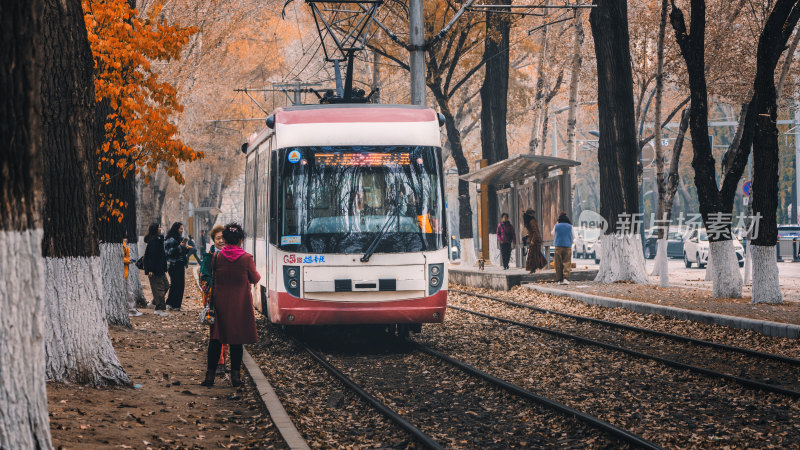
[254,142,269,271]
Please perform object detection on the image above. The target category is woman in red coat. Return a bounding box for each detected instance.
[201,223,261,387]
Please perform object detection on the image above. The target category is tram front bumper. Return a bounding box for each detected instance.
[267,290,447,325]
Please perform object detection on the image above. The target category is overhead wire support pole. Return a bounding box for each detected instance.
[409,0,425,105]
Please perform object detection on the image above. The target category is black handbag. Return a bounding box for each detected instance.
[135,258,144,270]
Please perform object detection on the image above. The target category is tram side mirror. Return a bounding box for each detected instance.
[240,143,248,154]
[437,113,445,127]
[266,114,275,129]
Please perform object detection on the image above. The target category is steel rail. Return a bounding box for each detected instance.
[290,336,444,450]
[448,304,800,398]
[451,289,800,366]
[412,341,662,450]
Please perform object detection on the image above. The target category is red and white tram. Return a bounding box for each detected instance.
[242,104,448,329]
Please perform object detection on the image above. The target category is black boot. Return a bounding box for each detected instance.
[231,370,241,387]
[201,371,215,387]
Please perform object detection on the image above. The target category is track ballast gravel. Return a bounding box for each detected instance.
[247,285,800,448]
[438,287,800,448]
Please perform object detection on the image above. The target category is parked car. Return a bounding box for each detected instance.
[777,224,800,261]
[643,228,686,259]
[574,226,602,259]
[683,228,744,268]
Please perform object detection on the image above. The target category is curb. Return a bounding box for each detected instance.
[524,284,800,338]
[242,350,310,450]
[192,267,309,449]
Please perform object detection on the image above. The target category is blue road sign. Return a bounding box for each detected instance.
[743,180,752,196]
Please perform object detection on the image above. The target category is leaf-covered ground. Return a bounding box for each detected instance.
[48,269,285,449]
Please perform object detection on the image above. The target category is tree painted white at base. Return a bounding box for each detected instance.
[44,256,131,385]
[0,230,53,449]
[101,243,130,327]
[751,245,782,304]
[459,238,477,267]
[743,240,753,285]
[650,238,670,287]
[704,250,713,281]
[708,240,742,298]
[594,234,649,284]
[127,245,146,307]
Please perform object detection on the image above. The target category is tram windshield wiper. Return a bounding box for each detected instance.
[360,213,397,262]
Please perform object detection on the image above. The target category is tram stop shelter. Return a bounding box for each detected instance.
[450,154,595,289]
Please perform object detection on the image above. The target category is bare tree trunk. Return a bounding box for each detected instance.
[751,1,800,303]
[40,0,131,385]
[653,109,690,283]
[137,169,169,238]
[97,106,131,326]
[124,165,146,307]
[372,50,381,104]
[776,28,800,101]
[528,4,549,155]
[590,0,649,284]
[671,0,747,297]
[651,0,670,285]
[434,88,473,242]
[480,0,510,232]
[566,9,585,170]
[0,0,53,446]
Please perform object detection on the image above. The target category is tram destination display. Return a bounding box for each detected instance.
[315,152,411,167]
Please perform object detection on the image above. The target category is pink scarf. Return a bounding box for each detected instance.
[220,244,246,262]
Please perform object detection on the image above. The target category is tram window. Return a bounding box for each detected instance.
[276,146,445,254]
[256,148,267,239]
[269,151,278,245]
[244,156,256,236]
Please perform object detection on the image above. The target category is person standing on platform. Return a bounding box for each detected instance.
[143,223,169,316]
[523,209,547,274]
[553,212,574,284]
[165,222,189,311]
[200,225,228,376]
[201,223,261,388]
[496,213,516,270]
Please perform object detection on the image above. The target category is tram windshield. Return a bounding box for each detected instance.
[278,146,445,254]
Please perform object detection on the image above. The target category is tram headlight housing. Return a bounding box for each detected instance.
[428,263,444,296]
[283,265,301,298]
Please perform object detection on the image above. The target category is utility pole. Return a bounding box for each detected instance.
[409,0,426,106]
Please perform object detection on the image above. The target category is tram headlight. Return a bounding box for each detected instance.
[428,263,444,295]
[283,265,301,298]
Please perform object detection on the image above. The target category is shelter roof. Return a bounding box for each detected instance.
[460,154,580,186]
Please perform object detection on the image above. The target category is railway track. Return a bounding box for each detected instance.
[450,289,800,398]
[288,329,660,449]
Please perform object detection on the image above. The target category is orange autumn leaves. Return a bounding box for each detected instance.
[84,0,201,220]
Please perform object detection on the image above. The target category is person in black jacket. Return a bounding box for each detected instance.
[164,222,189,311]
[143,223,169,316]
